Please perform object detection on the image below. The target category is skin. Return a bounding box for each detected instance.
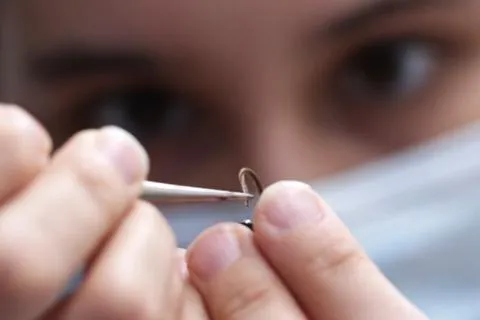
[0,0,480,318]
[11,0,480,187]
[0,106,427,320]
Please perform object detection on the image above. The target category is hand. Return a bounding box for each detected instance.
[186,181,429,319]
[0,105,208,319]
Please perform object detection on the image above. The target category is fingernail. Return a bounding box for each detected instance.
[188,226,241,281]
[258,181,325,232]
[96,126,149,184]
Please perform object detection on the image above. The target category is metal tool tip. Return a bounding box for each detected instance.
[227,191,255,199]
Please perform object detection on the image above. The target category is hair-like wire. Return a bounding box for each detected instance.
[238,167,264,230]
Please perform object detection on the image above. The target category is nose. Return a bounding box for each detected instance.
[238,102,322,185]
[238,101,377,185]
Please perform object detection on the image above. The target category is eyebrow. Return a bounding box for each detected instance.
[30,0,461,83]
[28,48,159,83]
[325,0,457,37]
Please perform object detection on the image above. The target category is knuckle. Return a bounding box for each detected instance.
[219,281,273,319]
[304,232,366,277]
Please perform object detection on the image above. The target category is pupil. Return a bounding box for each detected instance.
[117,89,163,131]
[339,38,433,102]
[90,87,190,141]
[349,39,406,93]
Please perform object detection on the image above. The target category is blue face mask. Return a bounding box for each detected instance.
[164,121,480,320]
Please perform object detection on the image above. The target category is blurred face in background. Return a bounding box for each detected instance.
[7,0,480,188]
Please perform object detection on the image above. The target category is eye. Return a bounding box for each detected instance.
[332,37,440,106]
[78,86,200,143]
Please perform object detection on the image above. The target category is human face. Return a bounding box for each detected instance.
[9,0,480,188]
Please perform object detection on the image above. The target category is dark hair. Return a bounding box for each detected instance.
[0,0,18,101]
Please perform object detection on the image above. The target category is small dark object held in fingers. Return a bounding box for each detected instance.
[238,167,264,230]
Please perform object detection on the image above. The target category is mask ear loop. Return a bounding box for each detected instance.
[238,168,264,230]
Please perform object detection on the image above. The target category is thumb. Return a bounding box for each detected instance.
[252,181,428,320]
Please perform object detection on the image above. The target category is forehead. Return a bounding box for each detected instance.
[22,0,359,52]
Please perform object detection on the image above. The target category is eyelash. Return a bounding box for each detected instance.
[69,24,457,141]
[73,85,192,139]
[324,28,454,102]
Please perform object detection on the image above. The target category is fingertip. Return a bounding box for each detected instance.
[187,220,307,320]
[254,180,328,234]
[0,106,52,199]
[186,223,249,256]
[187,223,248,282]
[257,180,313,204]
[2,105,53,156]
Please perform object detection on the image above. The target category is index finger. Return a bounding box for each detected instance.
[0,127,148,319]
[252,181,428,320]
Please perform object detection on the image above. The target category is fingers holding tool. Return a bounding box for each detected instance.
[187,223,307,320]
[187,168,427,320]
[187,169,305,320]
[0,105,211,319]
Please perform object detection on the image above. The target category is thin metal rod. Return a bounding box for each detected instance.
[140,180,254,203]
[238,167,264,207]
[238,167,264,230]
